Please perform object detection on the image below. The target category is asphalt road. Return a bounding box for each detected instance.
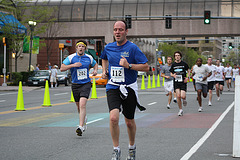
[0,80,238,160]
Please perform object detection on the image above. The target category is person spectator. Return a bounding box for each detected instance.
[35,64,40,71]
[50,65,58,88]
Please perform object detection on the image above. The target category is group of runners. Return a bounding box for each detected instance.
[161,54,239,116]
[59,19,239,160]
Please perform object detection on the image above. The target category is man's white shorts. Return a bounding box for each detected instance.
[164,80,174,94]
[50,77,57,83]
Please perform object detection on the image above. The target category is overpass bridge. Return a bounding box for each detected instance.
[49,18,240,43]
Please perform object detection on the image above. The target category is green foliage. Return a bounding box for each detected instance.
[11,72,23,85]
[225,51,238,65]
[158,43,205,68]
[10,71,33,85]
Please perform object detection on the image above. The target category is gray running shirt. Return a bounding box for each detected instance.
[162,64,173,82]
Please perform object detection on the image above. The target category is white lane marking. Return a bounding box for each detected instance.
[54,92,68,96]
[148,102,157,105]
[0,92,17,96]
[0,100,6,102]
[138,92,234,95]
[180,101,234,160]
[86,118,104,124]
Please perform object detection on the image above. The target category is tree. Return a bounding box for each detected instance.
[0,0,57,72]
[158,42,206,68]
[225,51,237,65]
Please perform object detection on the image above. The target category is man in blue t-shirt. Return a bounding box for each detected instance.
[100,20,149,160]
[60,40,98,136]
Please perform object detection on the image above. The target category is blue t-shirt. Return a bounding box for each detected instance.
[100,41,148,91]
[63,53,96,84]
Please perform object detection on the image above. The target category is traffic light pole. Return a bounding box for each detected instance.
[2,40,7,86]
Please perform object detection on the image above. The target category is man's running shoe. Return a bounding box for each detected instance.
[76,126,83,136]
[111,149,121,160]
[183,99,187,106]
[126,148,136,160]
[167,104,170,109]
[178,110,183,116]
[217,97,220,101]
[173,98,177,103]
[198,107,203,112]
[83,116,87,132]
[208,101,212,106]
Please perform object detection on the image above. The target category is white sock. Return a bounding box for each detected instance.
[129,144,136,150]
[113,146,120,152]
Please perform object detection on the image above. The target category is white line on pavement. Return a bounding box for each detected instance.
[0,92,17,96]
[180,101,234,160]
[54,92,68,96]
[86,118,104,124]
[148,102,157,105]
[0,100,6,102]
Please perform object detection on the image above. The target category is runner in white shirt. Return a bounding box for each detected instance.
[224,63,232,91]
[215,59,225,101]
[205,57,217,106]
[232,64,240,87]
[192,58,211,112]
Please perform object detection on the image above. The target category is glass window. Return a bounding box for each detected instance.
[137,3,150,19]
[233,2,240,17]
[59,5,72,22]
[178,3,191,17]
[72,3,85,21]
[138,0,151,2]
[150,3,163,19]
[111,0,124,3]
[61,0,73,5]
[97,4,110,20]
[178,0,191,2]
[220,2,231,17]
[110,3,123,20]
[86,0,99,4]
[48,0,61,6]
[165,0,177,2]
[124,3,137,19]
[99,0,111,3]
[85,4,97,21]
[205,2,219,16]
[125,0,137,3]
[191,2,204,16]
[164,3,177,16]
[151,0,164,2]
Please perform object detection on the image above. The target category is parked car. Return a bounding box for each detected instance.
[57,70,71,86]
[89,67,108,86]
[27,70,50,86]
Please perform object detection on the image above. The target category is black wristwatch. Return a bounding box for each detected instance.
[128,64,132,70]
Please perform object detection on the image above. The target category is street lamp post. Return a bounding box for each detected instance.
[28,21,37,72]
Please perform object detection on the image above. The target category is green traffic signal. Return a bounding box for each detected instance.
[228,46,233,50]
[204,11,211,24]
[204,19,210,24]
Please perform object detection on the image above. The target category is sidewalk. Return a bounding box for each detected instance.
[0,86,41,92]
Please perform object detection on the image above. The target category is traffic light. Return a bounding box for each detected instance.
[204,11,211,24]
[228,42,233,49]
[165,15,172,29]
[125,15,132,29]
[96,41,102,56]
